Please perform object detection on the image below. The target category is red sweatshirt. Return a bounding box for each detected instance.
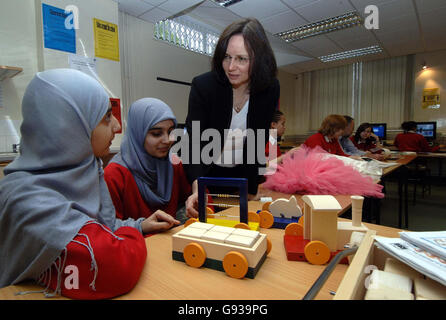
[304,132,348,157]
[104,162,192,220]
[394,132,439,152]
[265,141,282,160]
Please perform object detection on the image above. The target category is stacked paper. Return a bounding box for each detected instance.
[374,235,446,287]
[399,231,446,261]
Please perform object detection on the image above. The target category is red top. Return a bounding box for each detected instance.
[394,132,439,152]
[104,162,192,220]
[303,132,348,157]
[349,136,382,154]
[265,141,282,160]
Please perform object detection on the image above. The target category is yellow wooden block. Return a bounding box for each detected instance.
[206,218,259,230]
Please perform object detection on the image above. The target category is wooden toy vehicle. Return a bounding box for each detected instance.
[186,177,260,230]
[172,221,271,279]
[255,196,303,229]
[284,195,368,265]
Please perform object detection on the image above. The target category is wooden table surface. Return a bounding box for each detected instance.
[0,201,402,301]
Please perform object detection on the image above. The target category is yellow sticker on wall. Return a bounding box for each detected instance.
[93,18,119,61]
[422,88,440,109]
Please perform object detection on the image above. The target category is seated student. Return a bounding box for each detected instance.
[104,98,191,222]
[0,69,178,299]
[303,114,349,157]
[394,121,439,152]
[350,122,383,154]
[265,110,286,160]
[340,116,384,160]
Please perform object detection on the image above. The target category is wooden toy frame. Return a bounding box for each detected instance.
[198,177,249,225]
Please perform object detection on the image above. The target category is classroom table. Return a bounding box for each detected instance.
[0,201,402,301]
[380,154,417,229]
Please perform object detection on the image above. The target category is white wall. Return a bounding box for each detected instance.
[0,0,39,152]
[413,49,446,133]
[119,11,211,125]
[0,0,122,151]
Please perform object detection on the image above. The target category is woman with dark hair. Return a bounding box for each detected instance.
[350,122,383,153]
[394,121,439,152]
[183,18,280,218]
[303,114,349,156]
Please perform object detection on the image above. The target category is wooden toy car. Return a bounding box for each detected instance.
[254,196,303,229]
[172,221,271,279]
[284,195,368,265]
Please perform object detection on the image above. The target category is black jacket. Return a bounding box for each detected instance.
[183,71,280,194]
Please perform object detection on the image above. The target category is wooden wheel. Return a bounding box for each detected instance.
[183,243,206,268]
[223,251,248,279]
[234,223,250,230]
[266,238,272,255]
[262,202,271,211]
[248,211,260,223]
[284,222,303,236]
[304,241,330,265]
[184,218,198,228]
[258,210,274,229]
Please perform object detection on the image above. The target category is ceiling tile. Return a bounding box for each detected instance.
[187,1,240,30]
[260,10,308,34]
[141,0,167,6]
[116,0,155,17]
[293,0,356,22]
[325,26,378,51]
[291,35,343,57]
[414,0,446,14]
[138,7,171,22]
[158,0,204,15]
[226,0,290,20]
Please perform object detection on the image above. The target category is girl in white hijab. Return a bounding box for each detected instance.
[0,69,177,299]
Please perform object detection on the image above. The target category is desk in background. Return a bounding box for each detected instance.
[0,201,402,301]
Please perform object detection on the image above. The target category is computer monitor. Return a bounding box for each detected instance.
[370,123,387,141]
[416,121,436,141]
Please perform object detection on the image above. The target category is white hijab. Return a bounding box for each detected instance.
[0,69,142,287]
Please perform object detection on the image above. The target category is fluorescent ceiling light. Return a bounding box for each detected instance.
[276,11,362,42]
[319,45,383,63]
[211,0,244,7]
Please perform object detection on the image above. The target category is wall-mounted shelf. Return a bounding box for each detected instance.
[0,66,23,81]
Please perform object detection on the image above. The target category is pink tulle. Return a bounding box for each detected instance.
[264,146,384,198]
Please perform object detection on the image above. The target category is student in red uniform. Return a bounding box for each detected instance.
[303,114,349,156]
[265,110,285,160]
[350,122,383,154]
[0,69,172,299]
[394,121,439,152]
[104,98,190,226]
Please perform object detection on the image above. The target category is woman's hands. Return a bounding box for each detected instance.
[141,210,180,234]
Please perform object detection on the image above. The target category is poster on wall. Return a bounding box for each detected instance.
[93,18,120,61]
[110,98,122,133]
[42,3,76,54]
[68,54,97,79]
[422,88,440,109]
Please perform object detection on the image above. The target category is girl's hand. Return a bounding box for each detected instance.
[141,210,180,234]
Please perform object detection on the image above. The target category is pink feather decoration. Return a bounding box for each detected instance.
[264,145,384,198]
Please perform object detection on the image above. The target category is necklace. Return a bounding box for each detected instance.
[233,92,249,113]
